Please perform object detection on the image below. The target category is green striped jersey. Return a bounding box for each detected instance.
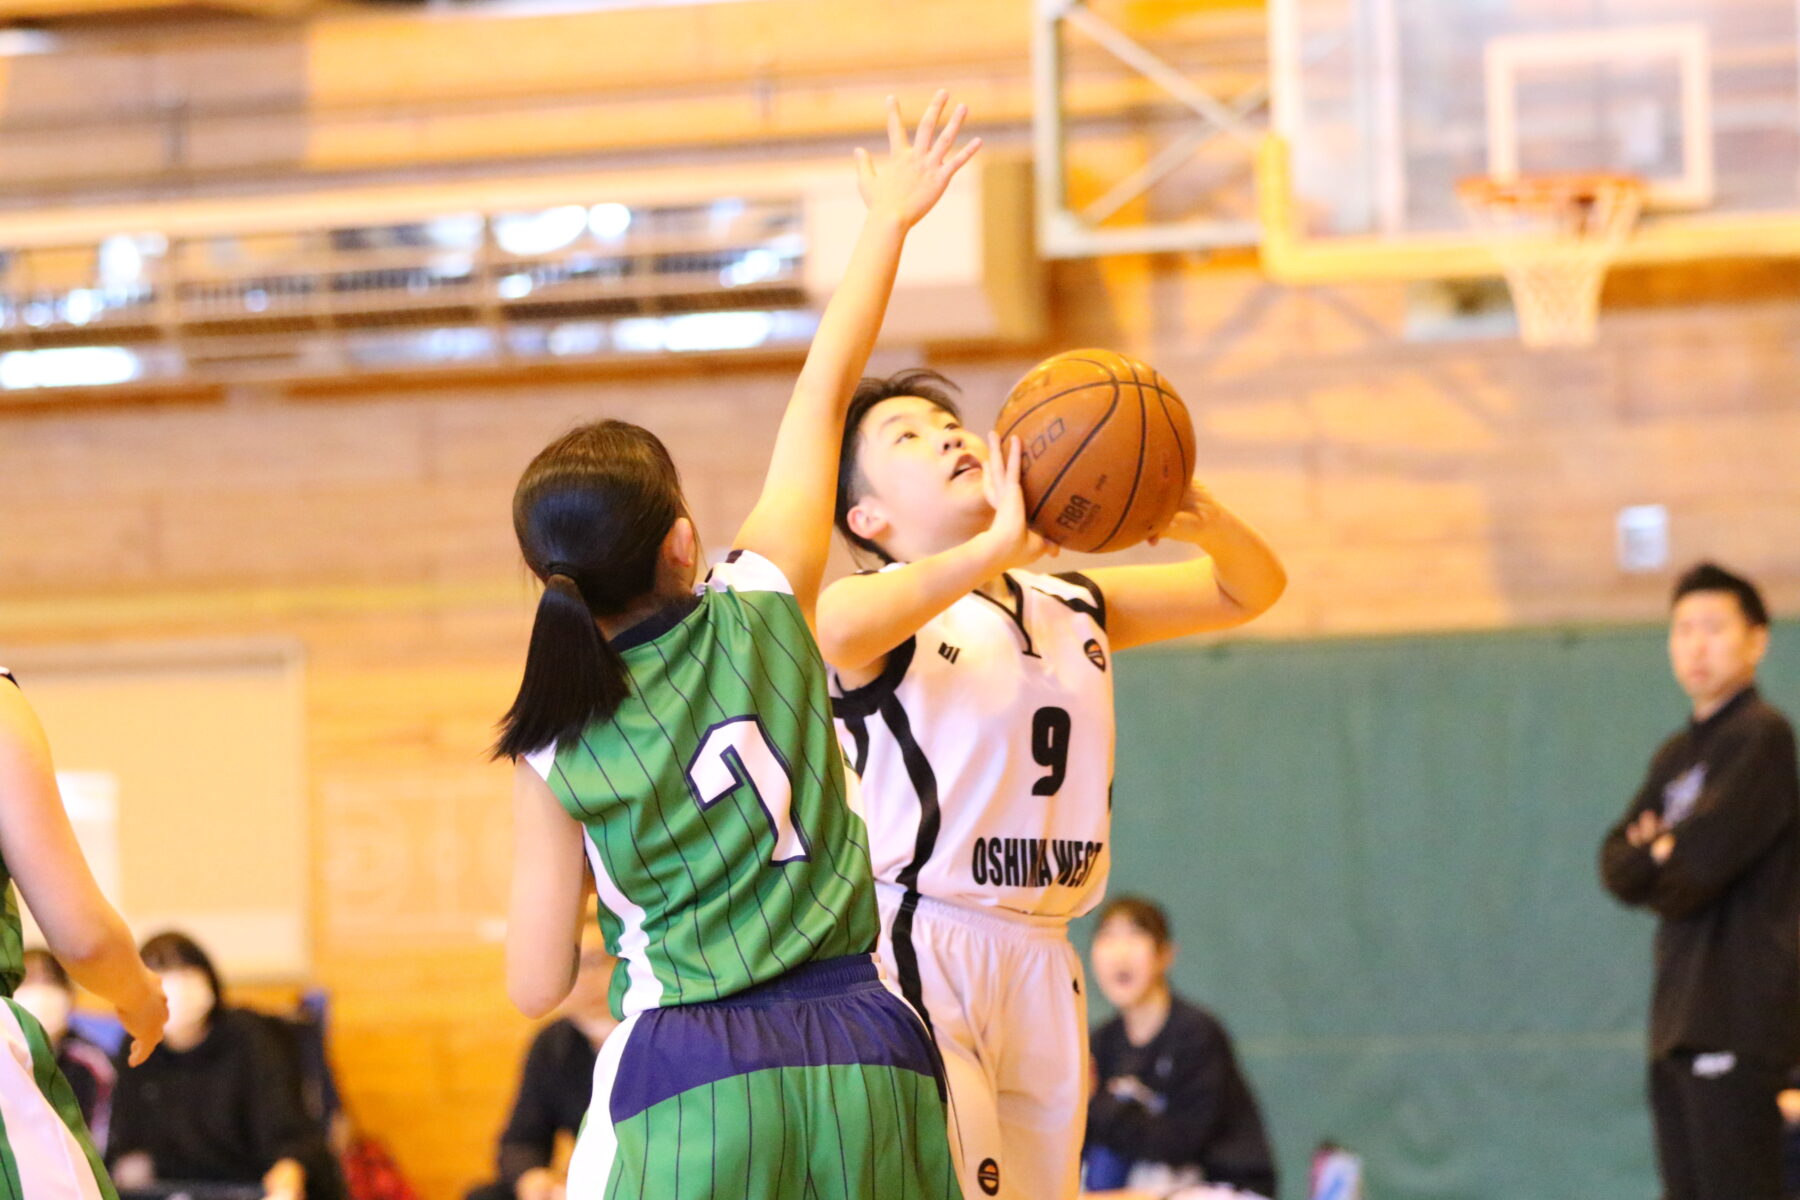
[0,670,22,996]
[523,552,879,1017]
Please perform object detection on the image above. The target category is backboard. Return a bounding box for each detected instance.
[1263,0,1800,282]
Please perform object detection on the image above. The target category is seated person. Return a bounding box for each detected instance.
[1084,896,1277,1200]
[107,931,343,1200]
[467,937,618,1200]
[15,947,120,1150]
[1782,1069,1800,1199]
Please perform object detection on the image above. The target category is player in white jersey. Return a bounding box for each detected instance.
[818,373,1286,1200]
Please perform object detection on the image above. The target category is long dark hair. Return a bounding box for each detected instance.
[493,420,686,760]
[833,368,963,562]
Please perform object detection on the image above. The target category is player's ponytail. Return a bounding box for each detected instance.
[493,421,684,760]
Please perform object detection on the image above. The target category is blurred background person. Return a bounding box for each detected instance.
[465,935,617,1200]
[1599,564,1799,1200]
[1084,896,1276,1200]
[108,931,343,1200]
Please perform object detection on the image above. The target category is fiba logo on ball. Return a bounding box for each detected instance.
[976,1158,1001,1195]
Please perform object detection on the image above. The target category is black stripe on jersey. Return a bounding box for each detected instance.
[878,690,942,896]
[890,890,934,1034]
[1047,571,1107,630]
[876,692,944,1034]
[841,714,870,777]
[828,636,915,720]
[0,668,14,685]
[972,573,1040,658]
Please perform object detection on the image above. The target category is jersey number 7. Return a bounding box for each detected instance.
[686,716,812,864]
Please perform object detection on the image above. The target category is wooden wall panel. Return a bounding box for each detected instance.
[3,258,1798,1199]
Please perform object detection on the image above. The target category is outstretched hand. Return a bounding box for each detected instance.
[856,90,982,229]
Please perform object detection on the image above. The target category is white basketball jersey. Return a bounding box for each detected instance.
[831,567,1115,921]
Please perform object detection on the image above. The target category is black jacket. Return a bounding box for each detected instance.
[494,1018,598,1188]
[1599,686,1800,1064]
[107,1007,342,1200]
[1086,995,1277,1197]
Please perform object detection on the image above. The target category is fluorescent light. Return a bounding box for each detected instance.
[0,346,140,390]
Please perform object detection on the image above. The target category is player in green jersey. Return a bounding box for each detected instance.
[493,92,978,1200]
[0,671,166,1200]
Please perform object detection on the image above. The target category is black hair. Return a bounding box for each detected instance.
[493,420,686,760]
[1672,561,1769,628]
[833,368,963,561]
[21,947,71,991]
[140,930,225,1016]
[1096,895,1172,948]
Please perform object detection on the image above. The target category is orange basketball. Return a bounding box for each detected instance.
[995,349,1196,553]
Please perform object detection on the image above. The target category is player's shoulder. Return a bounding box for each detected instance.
[704,549,795,597]
[1015,568,1107,629]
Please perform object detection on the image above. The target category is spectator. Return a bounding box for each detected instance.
[468,938,618,1200]
[108,931,343,1200]
[1781,1070,1800,1199]
[15,947,119,1147]
[1599,562,1798,1200]
[1084,896,1276,1200]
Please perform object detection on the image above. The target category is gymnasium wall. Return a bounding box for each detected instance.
[1096,623,1800,1200]
[3,257,1796,1198]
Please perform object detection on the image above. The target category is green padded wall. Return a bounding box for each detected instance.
[1090,622,1799,1200]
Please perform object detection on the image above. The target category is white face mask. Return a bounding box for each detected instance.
[158,969,216,1040]
[12,982,72,1043]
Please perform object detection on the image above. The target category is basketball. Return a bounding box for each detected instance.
[995,348,1197,553]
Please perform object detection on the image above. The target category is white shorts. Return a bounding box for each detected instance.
[876,883,1089,1200]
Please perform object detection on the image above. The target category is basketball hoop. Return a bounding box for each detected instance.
[1457,174,1646,348]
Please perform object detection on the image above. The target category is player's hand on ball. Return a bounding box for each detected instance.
[977,432,1054,573]
[1149,477,1222,546]
[856,90,982,229]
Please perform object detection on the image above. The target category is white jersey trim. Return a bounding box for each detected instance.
[703,549,793,596]
[582,834,666,1015]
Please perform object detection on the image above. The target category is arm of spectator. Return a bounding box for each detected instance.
[1598,763,1666,906]
[1085,1022,1228,1167]
[103,1061,150,1172]
[241,1017,324,1200]
[495,1028,564,1192]
[1646,720,1797,920]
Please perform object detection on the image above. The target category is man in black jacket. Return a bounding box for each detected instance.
[1083,896,1276,1200]
[1600,562,1800,1200]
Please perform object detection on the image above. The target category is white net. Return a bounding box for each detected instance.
[1458,175,1646,347]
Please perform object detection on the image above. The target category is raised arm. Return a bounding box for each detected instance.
[732,91,980,618]
[1080,481,1286,651]
[819,432,1047,678]
[0,681,166,1065]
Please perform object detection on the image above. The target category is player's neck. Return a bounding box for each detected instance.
[1120,983,1173,1047]
[596,585,689,642]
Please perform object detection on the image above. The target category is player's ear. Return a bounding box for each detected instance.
[663,516,698,572]
[846,498,888,544]
[1747,622,1771,667]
